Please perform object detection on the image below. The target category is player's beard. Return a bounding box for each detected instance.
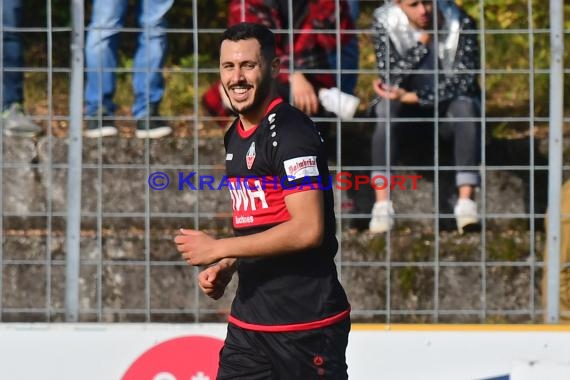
[227,68,273,117]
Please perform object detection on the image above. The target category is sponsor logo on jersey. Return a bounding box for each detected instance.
[234,215,255,225]
[227,176,290,228]
[246,142,256,170]
[284,156,319,180]
[229,178,269,212]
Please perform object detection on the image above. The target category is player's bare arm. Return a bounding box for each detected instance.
[289,72,319,116]
[175,189,324,266]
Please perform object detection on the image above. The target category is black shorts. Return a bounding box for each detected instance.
[216,317,351,380]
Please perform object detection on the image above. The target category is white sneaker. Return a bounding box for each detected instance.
[135,123,172,139]
[84,125,118,138]
[84,109,118,138]
[369,200,394,233]
[318,87,360,120]
[454,198,479,234]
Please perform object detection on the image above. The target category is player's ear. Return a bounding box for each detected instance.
[270,57,280,78]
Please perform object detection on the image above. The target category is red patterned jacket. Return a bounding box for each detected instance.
[229,0,354,91]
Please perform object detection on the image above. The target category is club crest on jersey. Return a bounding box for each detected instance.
[246,141,256,170]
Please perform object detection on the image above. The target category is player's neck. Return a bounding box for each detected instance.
[239,114,261,131]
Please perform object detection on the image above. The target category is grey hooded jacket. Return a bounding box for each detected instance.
[372,0,481,107]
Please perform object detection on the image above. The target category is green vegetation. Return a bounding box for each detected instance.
[20,0,570,135]
[360,0,570,138]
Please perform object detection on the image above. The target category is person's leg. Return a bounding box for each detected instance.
[132,0,173,118]
[448,96,481,193]
[2,0,23,109]
[368,100,402,232]
[132,0,173,138]
[347,0,360,24]
[262,318,351,379]
[370,101,434,232]
[371,100,403,203]
[1,0,42,137]
[333,36,359,95]
[446,95,482,232]
[339,0,360,95]
[84,0,127,117]
[217,324,274,380]
[326,1,359,95]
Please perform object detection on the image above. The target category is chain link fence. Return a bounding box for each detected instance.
[1,0,568,323]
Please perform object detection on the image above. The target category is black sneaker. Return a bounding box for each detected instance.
[135,107,172,139]
[84,110,118,138]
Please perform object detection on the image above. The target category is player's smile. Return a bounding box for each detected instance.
[219,39,265,111]
[228,84,253,102]
[219,37,278,122]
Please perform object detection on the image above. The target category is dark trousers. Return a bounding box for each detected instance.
[217,318,350,380]
[371,96,481,187]
[1,0,24,109]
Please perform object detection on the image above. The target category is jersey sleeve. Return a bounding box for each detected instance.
[269,106,327,194]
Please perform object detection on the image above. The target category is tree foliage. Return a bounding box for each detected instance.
[21,0,570,121]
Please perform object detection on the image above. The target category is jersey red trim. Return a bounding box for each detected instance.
[227,308,350,332]
[265,97,284,114]
[282,186,320,196]
[237,97,284,139]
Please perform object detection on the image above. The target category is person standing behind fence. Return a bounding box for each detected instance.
[202,0,359,125]
[84,0,173,139]
[368,0,482,234]
[176,22,351,379]
[327,0,360,96]
[1,0,42,137]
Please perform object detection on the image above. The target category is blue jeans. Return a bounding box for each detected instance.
[328,36,359,95]
[1,0,23,110]
[84,0,173,118]
[347,0,360,24]
[326,0,359,95]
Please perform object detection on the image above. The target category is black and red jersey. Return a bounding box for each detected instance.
[223,98,350,330]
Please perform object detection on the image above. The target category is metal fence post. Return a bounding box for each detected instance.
[546,0,564,323]
[65,0,85,322]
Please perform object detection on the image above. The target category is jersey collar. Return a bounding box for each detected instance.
[237,97,284,139]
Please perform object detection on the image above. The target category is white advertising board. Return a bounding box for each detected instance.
[0,323,568,380]
[348,325,570,380]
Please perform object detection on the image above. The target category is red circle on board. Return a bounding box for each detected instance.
[123,335,224,380]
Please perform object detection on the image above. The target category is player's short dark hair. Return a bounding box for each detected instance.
[220,22,277,63]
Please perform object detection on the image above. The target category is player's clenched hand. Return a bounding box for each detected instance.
[175,229,220,266]
[198,263,234,300]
